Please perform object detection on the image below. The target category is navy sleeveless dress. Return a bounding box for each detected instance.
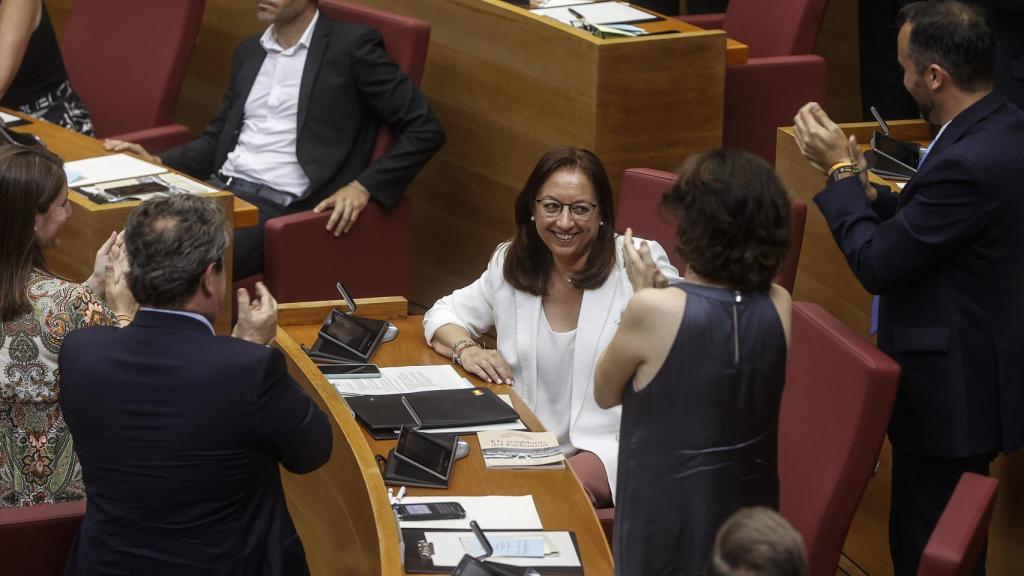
[613,282,788,576]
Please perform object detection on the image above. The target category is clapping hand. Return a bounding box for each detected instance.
[793,102,876,200]
[232,282,279,345]
[623,228,667,293]
[87,231,125,299]
[103,240,138,322]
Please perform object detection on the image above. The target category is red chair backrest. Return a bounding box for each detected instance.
[616,167,807,293]
[317,0,430,160]
[61,0,205,137]
[723,0,829,57]
[0,500,86,576]
[918,473,999,576]
[778,302,901,576]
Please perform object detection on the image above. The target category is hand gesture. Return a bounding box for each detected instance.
[103,140,162,165]
[458,346,515,386]
[232,282,278,345]
[623,228,667,293]
[313,181,370,236]
[103,248,138,321]
[793,102,852,174]
[86,231,125,298]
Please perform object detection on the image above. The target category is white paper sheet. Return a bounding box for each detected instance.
[65,153,168,187]
[423,531,580,568]
[531,1,658,25]
[1,111,23,125]
[533,0,593,7]
[398,495,543,530]
[329,365,473,396]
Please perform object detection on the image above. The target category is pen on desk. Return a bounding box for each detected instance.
[568,7,584,19]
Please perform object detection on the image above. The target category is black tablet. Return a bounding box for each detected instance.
[395,427,457,480]
[318,308,387,361]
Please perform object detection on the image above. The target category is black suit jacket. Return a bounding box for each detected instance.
[161,15,445,211]
[59,311,333,575]
[815,92,1024,458]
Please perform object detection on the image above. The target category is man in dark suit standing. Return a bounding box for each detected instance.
[793,1,1024,574]
[107,0,445,278]
[60,195,333,575]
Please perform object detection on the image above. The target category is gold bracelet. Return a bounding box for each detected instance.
[827,161,855,178]
[451,341,480,367]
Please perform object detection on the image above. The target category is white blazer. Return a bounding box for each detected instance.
[423,235,679,499]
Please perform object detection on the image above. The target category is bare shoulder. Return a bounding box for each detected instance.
[768,284,793,346]
[628,286,685,318]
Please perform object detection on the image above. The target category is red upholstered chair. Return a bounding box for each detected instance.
[0,500,86,576]
[615,167,807,293]
[60,0,204,152]
[778,302,901,576]
[677,0,829,162]
[235,0,430,303]
[918,473,999,576]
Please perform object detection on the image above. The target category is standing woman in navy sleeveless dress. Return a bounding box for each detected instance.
[596,149,793,576]
[0,0,93,134]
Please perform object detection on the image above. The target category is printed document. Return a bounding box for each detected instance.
[64,153,168,187]
[398,495,543,530]
[531,1,658,25]
[329,365,473,396]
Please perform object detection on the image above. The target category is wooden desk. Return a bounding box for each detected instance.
[332,0,740,305]
[275,298,613,575]
[775,121,1024,576]
[8,111,259,334]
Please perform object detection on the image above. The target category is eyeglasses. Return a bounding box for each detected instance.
[535,199,599,221]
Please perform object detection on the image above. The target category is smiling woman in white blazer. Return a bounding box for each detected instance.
[423,147,678,506]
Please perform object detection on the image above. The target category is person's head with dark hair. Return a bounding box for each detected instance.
[897,0,995,124]
[503,146,616,295]
[706,507,809,576]
[125,195,229,319]
[661,149,789,293]
[0,146,68,320]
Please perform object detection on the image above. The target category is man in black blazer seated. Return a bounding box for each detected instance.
[793,2,1024,574]
[59,195,333,575]
[107,0,446,278]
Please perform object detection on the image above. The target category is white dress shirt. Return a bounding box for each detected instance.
[220,11,319,198]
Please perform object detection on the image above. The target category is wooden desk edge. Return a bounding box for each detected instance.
[275,327,403,573]
[278,297,409,326]
[474,0,746,63]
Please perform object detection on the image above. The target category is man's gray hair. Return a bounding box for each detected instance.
[124,195,229,308]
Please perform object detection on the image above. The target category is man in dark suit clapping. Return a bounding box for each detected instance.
[60,195,333,575]
[793,1,1024,574]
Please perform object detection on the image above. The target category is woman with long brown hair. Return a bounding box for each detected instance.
[424,146,678,507]
[0,146,135,506]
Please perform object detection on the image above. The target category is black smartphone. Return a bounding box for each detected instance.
[871,131,920,173]
[318,363,381,378]
[104,181,169,197]
[392,501,466,521]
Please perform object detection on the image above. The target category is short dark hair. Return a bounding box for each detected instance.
[125,195,229,308]
[0,146,66,320]
[662,149,789,292]
[899,0,995,91]
[706,507,809,576]
[503,147,616,295]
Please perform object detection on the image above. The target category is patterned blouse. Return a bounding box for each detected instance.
[0,272,115,507]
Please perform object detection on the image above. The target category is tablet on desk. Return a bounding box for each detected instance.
[318,308,388,362]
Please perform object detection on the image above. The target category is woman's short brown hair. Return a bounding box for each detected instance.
[503,146,616,295]
[662,149,790,292]
[706,507,809,576]
[0,146,66,320]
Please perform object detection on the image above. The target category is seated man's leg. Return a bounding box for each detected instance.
[568,450,613,509]
[217,179,292,279]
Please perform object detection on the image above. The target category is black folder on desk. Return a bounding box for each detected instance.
[345,388,521,439]
[402,528,583,574]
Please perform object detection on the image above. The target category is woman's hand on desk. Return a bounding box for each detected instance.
[457,346,515,386]
[103,139,162,166]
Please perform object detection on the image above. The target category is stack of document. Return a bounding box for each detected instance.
[531,1,658,25]
[327,365,472,396]
[63,153,218,204]
[396,495,543,529]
